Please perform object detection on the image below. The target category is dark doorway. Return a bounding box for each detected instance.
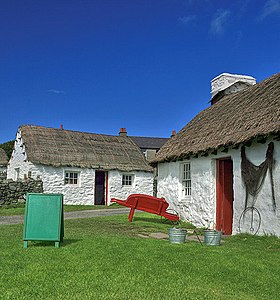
[216,158,234,235]
[94,171,105,205]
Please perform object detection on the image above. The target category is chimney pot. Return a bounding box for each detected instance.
[119,127,127,137]
[60,124,63,129]
[171,130,176,137]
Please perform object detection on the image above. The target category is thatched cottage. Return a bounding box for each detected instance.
[0,148,8,172]
[154,72,280,236]
[7,125,154,205]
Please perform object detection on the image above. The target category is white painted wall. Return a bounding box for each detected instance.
[7,132,30,181]
[157,156,218,228]
[7,131,154,205]
[231,139,280,236]
[157,138,280,236]
[107,170,153,204]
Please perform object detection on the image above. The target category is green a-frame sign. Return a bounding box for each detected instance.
[23,193,64,248]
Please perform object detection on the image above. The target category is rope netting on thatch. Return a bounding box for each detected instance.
[241,142,276,211]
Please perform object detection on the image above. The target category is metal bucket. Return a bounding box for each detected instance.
[168,228,187,244]
[204,230,222,246]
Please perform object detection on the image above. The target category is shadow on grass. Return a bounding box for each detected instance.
[62,239,81,246]
[25,239,81,248]
[133,216,163,224]
[133,216,196,229]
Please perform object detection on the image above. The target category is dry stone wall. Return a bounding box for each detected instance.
[0,176,43,206]
[0,171,6,181]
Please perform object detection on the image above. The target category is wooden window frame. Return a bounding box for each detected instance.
[122,174,134,187]
[64,171,80,185]
[182,162,191,197]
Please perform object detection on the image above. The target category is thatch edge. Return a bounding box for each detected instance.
[154,131,280,164]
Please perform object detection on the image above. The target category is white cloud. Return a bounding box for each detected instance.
[178,15,196,25]
[210,9,231,35]
[47,89,65,95]
[260,0,280,20]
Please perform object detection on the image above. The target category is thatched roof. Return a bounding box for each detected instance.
[0,148,8,166]
[19,125,153,172]
[155,72,280,163]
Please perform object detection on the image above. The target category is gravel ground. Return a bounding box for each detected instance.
[0,208,131,225]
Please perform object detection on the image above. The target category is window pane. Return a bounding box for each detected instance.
[182,163,191,196]
[122,175,133,186]
[65,172,79,185]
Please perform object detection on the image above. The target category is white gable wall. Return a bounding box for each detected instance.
[7,132,154,205]
[7,132,32,180]
[157,138,280,236]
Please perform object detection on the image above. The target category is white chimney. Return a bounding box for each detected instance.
[211,73,256,101]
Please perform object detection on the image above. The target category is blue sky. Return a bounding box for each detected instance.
[1,0,280,143]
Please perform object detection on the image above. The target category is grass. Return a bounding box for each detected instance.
[0,203,122,216]
[0,213,280,299]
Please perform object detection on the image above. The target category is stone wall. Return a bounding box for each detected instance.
[0,171,6,181]
[0,177,43,206]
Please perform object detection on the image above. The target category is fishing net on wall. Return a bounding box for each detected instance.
[239,142,276,234]
[241,141,276,211]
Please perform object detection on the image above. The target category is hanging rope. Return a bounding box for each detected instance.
[241,142,276,211]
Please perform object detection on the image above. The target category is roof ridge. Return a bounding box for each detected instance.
[19,124,122,138]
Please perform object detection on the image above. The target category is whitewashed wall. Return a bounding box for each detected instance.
[231,138,280,236]
[7,131,154,205]
[7,132,30,180]
[107,170,153,204]
[157,156,217,228]
[157,138,280,236]
[8,141,96,204]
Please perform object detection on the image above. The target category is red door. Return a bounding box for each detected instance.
[216,159,233,234]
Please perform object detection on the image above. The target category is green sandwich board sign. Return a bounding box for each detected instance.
[23,193,64,248]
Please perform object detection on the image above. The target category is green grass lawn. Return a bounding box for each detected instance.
[0,203,122,216]
[1,213,280,299]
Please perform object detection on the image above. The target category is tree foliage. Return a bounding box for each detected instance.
[0,140,15,160]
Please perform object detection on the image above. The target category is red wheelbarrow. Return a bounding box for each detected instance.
[111,194,179,222]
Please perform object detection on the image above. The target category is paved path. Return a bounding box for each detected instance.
[0,208,131,226]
